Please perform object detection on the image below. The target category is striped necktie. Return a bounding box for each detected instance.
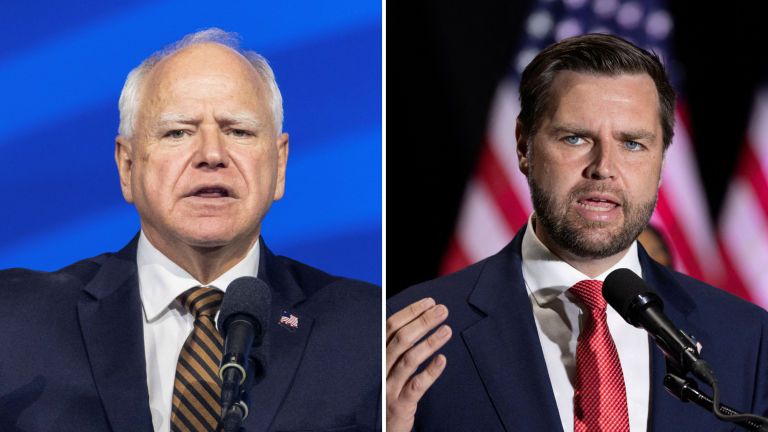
[171,286,224,432]
[569,280,629,432]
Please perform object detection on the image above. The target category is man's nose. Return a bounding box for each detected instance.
[585,140,616,180]
[195,128,229,169]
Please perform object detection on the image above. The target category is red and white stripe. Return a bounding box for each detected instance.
[649,101,726,289]
[441,78,530,275]
[718,88,768,307]
[441,78,727,293]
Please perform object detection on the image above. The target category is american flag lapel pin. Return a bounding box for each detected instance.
[279,310,299,331]
[690,334,703,354]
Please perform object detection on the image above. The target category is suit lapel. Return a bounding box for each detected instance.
[462,226,564,432]
[77,234,153,432]
[244,238,314,432]
[460,232,729,431]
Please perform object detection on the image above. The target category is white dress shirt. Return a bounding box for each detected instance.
[521,215,650,432]
[137,231,260,432]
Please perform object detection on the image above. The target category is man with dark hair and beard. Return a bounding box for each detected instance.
[386,34,768,431]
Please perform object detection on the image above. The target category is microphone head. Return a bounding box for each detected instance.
[217,277,272,341]
[216,276,272,391]
[217,277,272,383]
[603,268,663,326]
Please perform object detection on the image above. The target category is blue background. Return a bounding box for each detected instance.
[0,0,382,285]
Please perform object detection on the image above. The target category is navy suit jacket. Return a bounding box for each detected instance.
[0,234,381,432]
[387,226,768,431]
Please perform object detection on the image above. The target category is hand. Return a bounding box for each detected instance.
[386,298,452,432]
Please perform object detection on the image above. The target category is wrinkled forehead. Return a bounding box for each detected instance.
[544,71,661,126]
[138,44,269,121]
[550,70,658,102]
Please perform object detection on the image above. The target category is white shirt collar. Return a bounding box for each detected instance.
[521,213,643,307]
[137,231,261,322]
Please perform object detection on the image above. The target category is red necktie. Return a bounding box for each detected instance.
[569,280,629,432]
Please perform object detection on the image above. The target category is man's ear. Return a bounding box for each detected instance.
[516,120,530,176]
[273,132,289,201]
[115,136,134,204]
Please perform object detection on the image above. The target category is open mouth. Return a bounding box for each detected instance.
[576,198,619,212]
[192,186,230,198]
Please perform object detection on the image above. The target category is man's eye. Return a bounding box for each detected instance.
[625,141,641,150]
[565,136,583,145]
[232,129,248,137]
[169,130,185,139]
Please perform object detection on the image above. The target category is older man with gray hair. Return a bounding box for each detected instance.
[0,28,381,432]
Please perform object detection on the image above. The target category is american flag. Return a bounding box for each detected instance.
[280,310,299,329]
[440,0,731,294]
[717,87,768,308]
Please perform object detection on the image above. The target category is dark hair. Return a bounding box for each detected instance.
[518,34,676,151]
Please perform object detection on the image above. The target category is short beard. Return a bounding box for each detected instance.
[527,151,659,260]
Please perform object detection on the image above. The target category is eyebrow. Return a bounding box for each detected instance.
[617,130,656,143]
[548,123,656,142]
[153,112,263,131]
[154,113,200,130]
[217,112,262,130]
[548,123,592,137]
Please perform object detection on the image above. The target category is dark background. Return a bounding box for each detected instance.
[386,0,767,296]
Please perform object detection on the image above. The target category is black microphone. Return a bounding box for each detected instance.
[217,277,271,429]
[602,269,716,386]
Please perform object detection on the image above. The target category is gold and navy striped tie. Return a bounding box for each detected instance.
[171,287,224,432]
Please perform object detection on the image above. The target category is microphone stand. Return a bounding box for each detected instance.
[663,360,768,432]
[221,360,258,432]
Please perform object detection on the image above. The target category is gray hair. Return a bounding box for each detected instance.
[117,28,283,140]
